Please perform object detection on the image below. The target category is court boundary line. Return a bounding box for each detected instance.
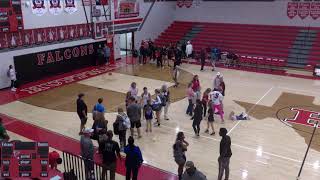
[160,124,314,167]
[227,86,274,135]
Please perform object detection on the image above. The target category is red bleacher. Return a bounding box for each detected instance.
[154,21,320,69]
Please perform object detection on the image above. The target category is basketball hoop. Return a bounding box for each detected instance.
[106,34,114,43]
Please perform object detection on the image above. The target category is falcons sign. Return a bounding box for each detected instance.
[284,108,320,128]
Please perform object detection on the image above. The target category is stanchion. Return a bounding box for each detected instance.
[296,121,319,180]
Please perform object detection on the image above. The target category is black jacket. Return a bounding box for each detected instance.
[192,104,203,122]
[220,135,232,158]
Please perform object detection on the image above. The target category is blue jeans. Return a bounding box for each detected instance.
[186,99,193,116]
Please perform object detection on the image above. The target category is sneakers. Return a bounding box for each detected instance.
[11,88,16,92]
[210,132,216,136]
[205,129,209,133]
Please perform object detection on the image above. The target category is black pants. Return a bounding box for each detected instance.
[119,130,126,148]
[200,59,205,70]
[192,121,200,135]
[157,57,163,67]
[126,166,139,180]
[10,80,16,88]
[202,101,207,117]
[186,99,193,116]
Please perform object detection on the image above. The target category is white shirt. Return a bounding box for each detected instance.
[9,68,16,81]
[186,44,193,55]
[209,91,223,105]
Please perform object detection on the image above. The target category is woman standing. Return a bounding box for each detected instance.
[161,84,170,120]
[186,83,195,116]
[202,88,211,117]
[140,87,151,119]
[191,100,203,136]
[220,76,226,96]
[205,106,216,135]
[173,132,189,180]
[129,82,138,100]
[152,89,162,126]
[191,75,201,100]
[114,107,129,149]
[209,89,225,123]
[124,136,143,180]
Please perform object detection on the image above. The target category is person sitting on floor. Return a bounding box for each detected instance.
[229,111,250,120]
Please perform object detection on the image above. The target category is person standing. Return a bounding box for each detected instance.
[114,107,129,149]
[129,82,138,100]
[104,44,111,65]
[209,89,225,123]
[200,49,206,71]
[218,128,232,180]
[191,100,203,136]
[182,161,207,180]
[8,65,17,91]
[140,87,151,120]
[181,41,187,59]
[202,88,211,117]
[186,83,195,116]
[220,76,226,96]
[173,132,189,180]
[191,75,201,100]
[124,136,143,180]
[161,84,170,120]
[144,100,153,133]
[172,65,180,88]
[80,128,94,180]
[213,72,222,90]
[205,106,215,135]
[127,96,142,138]
[152,89,163,126]
[102,130,121,180]
[77,93,88,134]
[93,98,106,121]
[174,47,182,68]
[186,41,193,60]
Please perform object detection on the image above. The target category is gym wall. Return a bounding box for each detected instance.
[174,0,320,27]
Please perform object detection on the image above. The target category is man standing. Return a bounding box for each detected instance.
[104,44,111,65]
[200,49,206,71]
[186,41,193,59]
[127,96,142,138]
[8,65,17,91]
[80,128,94,180]
[77,93,88,134]
[102,130,121,180]
[218,128,232,180]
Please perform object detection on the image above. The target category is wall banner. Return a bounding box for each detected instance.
[49,0,63,15]
[114,0,139,19]
[310,2,320,20]
[287,2,298,19]
[298,2,310,20]
[64,0,78,14]
[31,0,48,16]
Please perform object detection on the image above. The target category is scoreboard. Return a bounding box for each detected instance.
[1,141,49,178]
[0,0,24,32]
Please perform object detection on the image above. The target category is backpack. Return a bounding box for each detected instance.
[6,69,10,78]
[121,114,131,129]
[113,121,119,135]
[159,94,166,107]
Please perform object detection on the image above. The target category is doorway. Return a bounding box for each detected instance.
[120,32,134,56]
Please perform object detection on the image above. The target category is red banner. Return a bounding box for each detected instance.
[184,0,193,8]
[310,2,320,20]
[177,0,184,8]
[287,2,298,19]
[298,2,310,19]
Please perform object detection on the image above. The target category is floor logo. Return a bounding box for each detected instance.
[284,108,320,128]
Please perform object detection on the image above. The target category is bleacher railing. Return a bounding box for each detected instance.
[63,151,103,180]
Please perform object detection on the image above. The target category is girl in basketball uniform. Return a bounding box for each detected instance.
[141,87,151,120]
[209,89,224,123]
[205,105,215,135]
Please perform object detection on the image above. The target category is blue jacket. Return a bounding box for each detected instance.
[124,145,143,168]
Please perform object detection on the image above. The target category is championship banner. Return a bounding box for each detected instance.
[177,0,184,8]
[47,27,58,42]
[64,0,78,14]
[31,0,48,16]
[184,0,193,8]
[287,2,298,19]
[298,2,310,20]
[0,34,8,49]
[22,30,35,46]
[310,2,320,20]
[49,0,63,15]
[114,0,139,19]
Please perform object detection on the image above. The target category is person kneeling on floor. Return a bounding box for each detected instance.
[182,161,207,180]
